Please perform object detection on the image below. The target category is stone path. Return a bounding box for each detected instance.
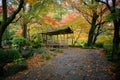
[7,48,112,80]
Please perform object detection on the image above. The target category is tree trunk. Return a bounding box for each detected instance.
[22,24,27,38]
[73,32,81,46]
[0,24,8,48]
[0,0,24,47]
[93,33,99,45]
[87,12,98,46]
[112,20,120,60]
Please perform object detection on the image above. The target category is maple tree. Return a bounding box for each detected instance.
[96,0,120,60]
[63,0,108,46]
[0,0,24,76]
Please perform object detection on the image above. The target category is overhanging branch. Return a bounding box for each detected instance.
[6,0,24,26]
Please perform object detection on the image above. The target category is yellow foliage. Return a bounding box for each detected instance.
[24,0,38,6]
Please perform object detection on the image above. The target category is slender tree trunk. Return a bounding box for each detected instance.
[73,32,81,46]
[22,24,27,38]
[93,33,98,45]
[112,20,120,60]
[0,27,6,48]
[93,24,102,45]
[87,12,98,46]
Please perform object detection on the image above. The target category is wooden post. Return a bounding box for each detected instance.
[60,34,62,48]
[57,35,59,48]
[67,34,68,48]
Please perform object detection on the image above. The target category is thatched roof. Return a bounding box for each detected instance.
[41,27,73,35]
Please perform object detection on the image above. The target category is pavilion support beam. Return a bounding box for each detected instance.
[67,34,68,48]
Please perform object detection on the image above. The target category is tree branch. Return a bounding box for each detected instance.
[6,0,24,26]
[96,21,108,26]
[95,0,111,10]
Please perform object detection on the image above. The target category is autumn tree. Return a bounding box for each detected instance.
[63,0,108,46]
[0,0,24,76]
[0,0,24,48]
[20,0,58,39]
[96,0,120,60]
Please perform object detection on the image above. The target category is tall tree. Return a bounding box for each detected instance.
[0,0,24,48]
[96,0,120,60]
[0,0,24,76]
[63,0,107,46]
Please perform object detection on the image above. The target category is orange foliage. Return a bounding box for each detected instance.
[16,28,22,35]
[42,16,59,26]
[60,13,79,25]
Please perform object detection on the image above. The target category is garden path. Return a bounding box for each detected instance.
[6,48,113,80]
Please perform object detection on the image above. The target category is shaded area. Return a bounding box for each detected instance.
[6,48,113,80]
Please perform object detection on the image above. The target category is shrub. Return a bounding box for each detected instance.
[0,49,7,64]
[96,42,103,48]
[42,53,51,60]
[0,49,23,66]
[5,49,22,62]
[12,36,31,51]
[4,63,28,76]
[103,41,112,54]
[76,40,87,47]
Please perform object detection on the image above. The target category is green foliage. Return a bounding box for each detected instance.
[106,9,120,21]
[12,36,31,48]
[96,42,103,48]
[4,63,28,76]
[0,49,6,64]
[103,41,112,54]
[50,48,63,53]
[30,34,43,48]
[0,49,23,65]
[42,53,52,60]
[106,54,112,61]
[36,47,47,54]
[5,49,22,62]
[76,40,87,47]
[83,43,96,49]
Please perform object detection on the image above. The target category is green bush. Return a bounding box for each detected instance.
[5,49,22,62]
[4,63,28,76]
[81,43,96,49]
[103,42,112,54]
[12,36,31,50]
[76,40,87,47]
[0,49,23,65]
[42,53,51,60]
[0,49,7,64]
[96,42,103,48]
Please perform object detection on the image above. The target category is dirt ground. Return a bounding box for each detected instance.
[6,48,114,80]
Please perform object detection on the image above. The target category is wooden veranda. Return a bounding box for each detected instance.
[41,27,73,48]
